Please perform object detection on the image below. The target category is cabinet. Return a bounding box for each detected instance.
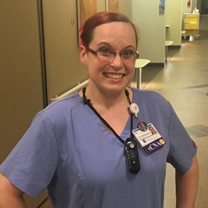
[183,13,200,37]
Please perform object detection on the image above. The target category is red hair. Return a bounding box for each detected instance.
[80,11,138,47]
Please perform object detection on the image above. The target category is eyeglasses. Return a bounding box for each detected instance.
[85,46,139,63]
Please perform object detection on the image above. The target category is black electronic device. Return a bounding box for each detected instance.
[124,138,140,174]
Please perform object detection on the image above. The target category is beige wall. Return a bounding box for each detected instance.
[120,0,133,18]
[166,0,182,46]
[0,1,43,161]
[42,0,88,103]
[132,0,166,63]
[0,1,46,207]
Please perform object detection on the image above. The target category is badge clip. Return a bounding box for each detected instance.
[129,103,139,118]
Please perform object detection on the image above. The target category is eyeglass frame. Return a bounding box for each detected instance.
[84,45,140,62]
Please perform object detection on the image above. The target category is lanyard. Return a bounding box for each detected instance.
[82,87,133,144]
[82,87,140,174]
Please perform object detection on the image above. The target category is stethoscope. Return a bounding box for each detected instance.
[82,88,145,174]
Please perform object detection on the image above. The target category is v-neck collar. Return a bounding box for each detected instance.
[78,87,135,144]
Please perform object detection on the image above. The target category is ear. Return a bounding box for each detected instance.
[80,45,87,65]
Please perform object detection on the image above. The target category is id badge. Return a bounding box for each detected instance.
[132,123,165,154]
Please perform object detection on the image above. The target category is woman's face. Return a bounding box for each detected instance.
[80,22,137,94]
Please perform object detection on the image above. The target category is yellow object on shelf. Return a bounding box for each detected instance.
[183,13,200,36]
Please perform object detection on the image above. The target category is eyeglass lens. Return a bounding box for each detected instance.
[97,47,139,62]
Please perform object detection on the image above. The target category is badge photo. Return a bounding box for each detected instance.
[132,123,166,154]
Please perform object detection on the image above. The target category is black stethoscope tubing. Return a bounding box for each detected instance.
[82,87,133,144]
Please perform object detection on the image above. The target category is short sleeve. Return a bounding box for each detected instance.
[167,106,197,174]
[0,111,58,198]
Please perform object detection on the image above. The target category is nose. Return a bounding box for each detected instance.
[110,53,123,68]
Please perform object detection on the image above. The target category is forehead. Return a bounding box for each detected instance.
[91,22,136,48]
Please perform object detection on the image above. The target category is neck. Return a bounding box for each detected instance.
[83,85,132,109]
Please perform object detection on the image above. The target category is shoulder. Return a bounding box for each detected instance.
[131,88,173,120]
[45,92,82,116]
[132,88,170,106]
[32,92,83,128]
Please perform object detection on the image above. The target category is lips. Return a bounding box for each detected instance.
[104,73,124,79]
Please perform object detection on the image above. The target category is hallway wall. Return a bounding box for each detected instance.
[200,14,208,30]
[132,0,166,63]
[166,0,182,46]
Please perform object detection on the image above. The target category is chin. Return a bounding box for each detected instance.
[102,84,127,93]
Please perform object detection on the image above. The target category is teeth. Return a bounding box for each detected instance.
[105,74,123,79]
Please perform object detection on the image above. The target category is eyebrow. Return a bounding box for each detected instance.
[97,42,136,51]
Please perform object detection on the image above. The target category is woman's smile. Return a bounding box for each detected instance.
[103,72,125,79]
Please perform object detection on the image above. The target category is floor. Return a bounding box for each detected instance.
[38,16,208,208]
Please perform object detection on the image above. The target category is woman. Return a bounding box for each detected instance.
[0,12,199,208]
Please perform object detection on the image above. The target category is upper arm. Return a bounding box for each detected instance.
[167,106,197,173]
[176,154,199,177]
[0,172,24,197]
[175,155,199,208]
[0,172,28,208]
